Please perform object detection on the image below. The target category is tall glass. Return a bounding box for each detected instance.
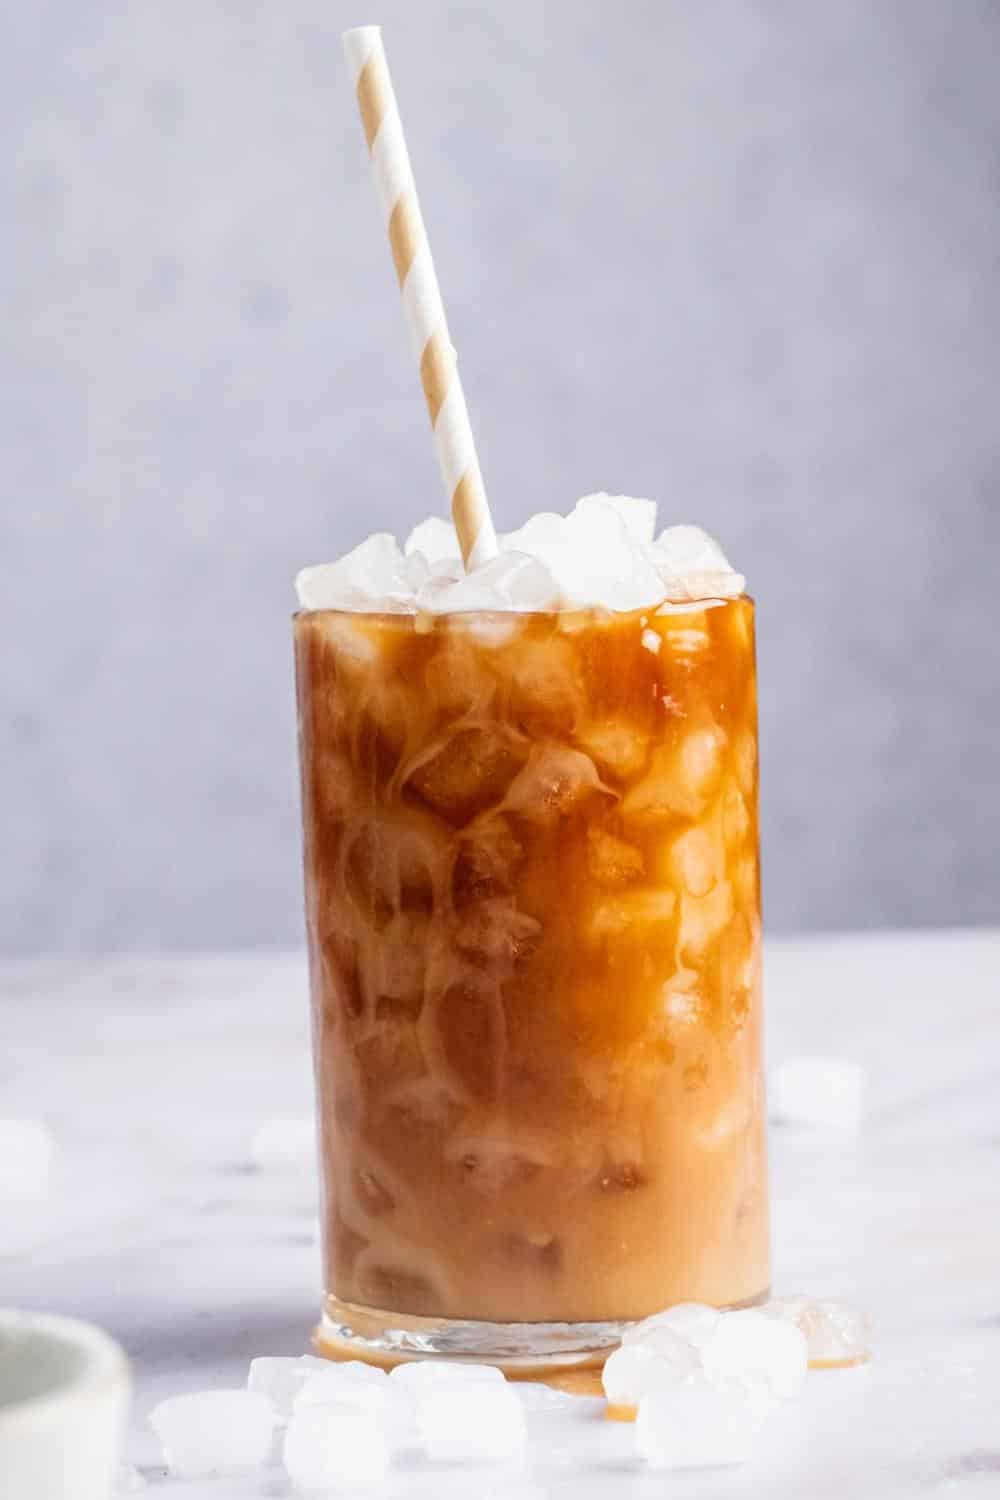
[294,598,769,1369]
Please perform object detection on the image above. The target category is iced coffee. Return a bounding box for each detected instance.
[294,496,769,1364]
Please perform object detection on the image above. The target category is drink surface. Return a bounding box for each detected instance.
[295,599,769,1324]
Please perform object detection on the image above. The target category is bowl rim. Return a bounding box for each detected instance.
[0,1309,128,1428]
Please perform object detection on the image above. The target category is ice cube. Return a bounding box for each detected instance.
[247,1355,329,1420]
[296,533,415,613]
[309,611,379,670]
[405,515,461,564]
[407,723,527,824]
[660,980,701,1027]
[294,1363,391,1414]
[423,636,497,718]
[763,1297,871,1367]
[589,888,676,940]
[573,492,658,546]
[622,725,724,824]
[653,524,732,574]
[641,627,661,655]
[652,525,745,600]
[0,1117,55,1199]
[500,511,567,566]
[733,728,758,797]
[416,1380,526,1462]
[670,824,724,897]
[501,743,613,825]
[701,1308,807,1400]
[654,602,713,655]
[574,718,649,780]
[722,780,751,849]
[410,563,465,614]
[149,1390,276,1478]
[635,1382,770,1468]
[368,910,430,1001]
[389,1359,505,1390]
[249,1115,315,1171]
[444,1124,557,1189]
[508,635,585,734]
[417,551,559,614]
[283,1402,389,1492]
[674,884,735,962]
[603,1332,700,1414]
[404,549,430,592]
[623,1302,722,1352]
[586,828,645,886]
[503,510,664,612]
[452,816,523,906]
[771,1058,864,1130]
[298,505,748,618]
[513,1382,577,1413]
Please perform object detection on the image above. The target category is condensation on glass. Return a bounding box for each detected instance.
[294,599,769,1368]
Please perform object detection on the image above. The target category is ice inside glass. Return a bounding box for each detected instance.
[294,496,769,1366]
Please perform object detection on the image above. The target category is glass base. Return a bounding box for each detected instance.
[313,1288,771,1375]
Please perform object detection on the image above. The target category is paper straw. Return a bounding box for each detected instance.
[342,26,498,570]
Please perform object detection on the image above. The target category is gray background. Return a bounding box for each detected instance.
[3,0,998,955]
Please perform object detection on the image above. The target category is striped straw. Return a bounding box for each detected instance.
[342,26,498,571]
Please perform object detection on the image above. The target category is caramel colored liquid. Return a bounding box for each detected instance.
[295,599,769,1325]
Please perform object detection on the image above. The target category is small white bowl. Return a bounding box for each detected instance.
[0,1310,130,1500]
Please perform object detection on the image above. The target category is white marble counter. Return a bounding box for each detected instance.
[2,931,998,1497]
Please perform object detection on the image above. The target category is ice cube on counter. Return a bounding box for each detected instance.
[294,1363,392,1413]
[513,1381,577,1412]
[764,1297,872,1367]
[283,1402,389,1493]
[415,1379,526,1463]
[389,1358,506,1390]
[772,1057,865,1130]
[603,1332,700,1413]
[0,1117,55,1199]
[701,1308,807,1400]
[149,1390,276,1477]
[248,1114,316,1170]
[247,1355,328,1420]
[635,1382,771,1468]
[623,1301,722,1351]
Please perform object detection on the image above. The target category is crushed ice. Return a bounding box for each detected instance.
[296,495,744,613]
